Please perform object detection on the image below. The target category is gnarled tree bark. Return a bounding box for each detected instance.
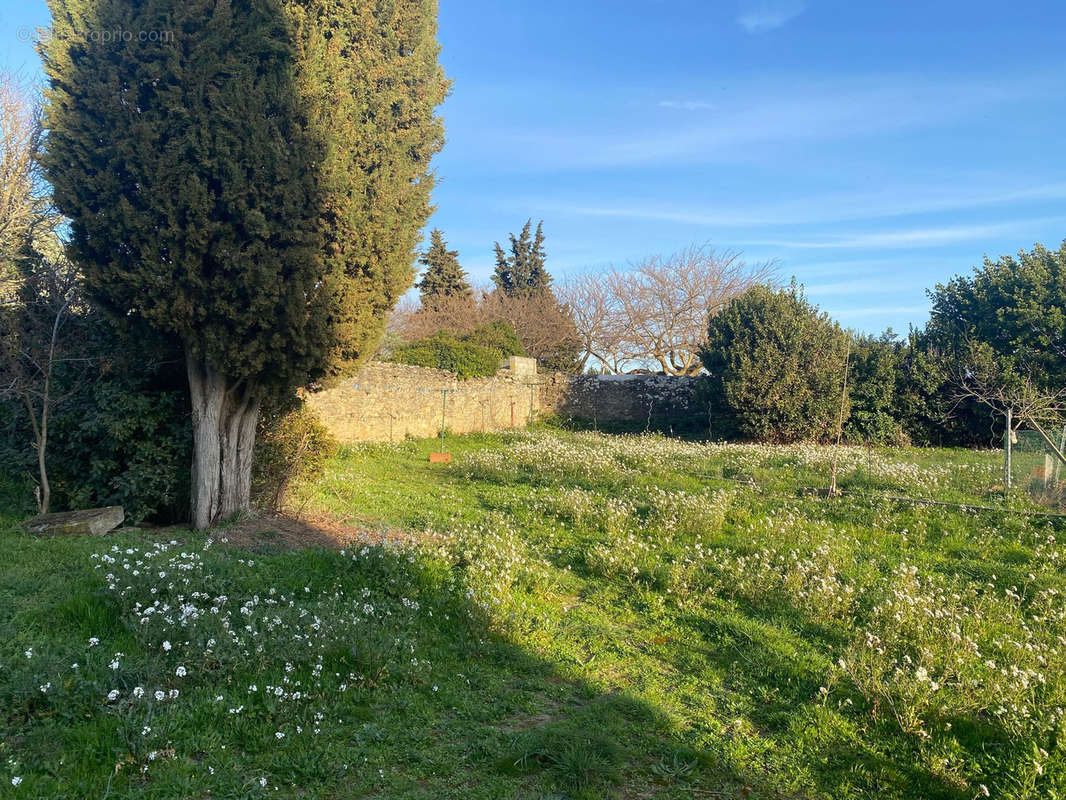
[187,353,261,530]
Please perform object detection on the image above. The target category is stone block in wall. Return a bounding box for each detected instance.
[501,356,537,378]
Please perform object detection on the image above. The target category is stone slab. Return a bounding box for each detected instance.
[24,506,125,537]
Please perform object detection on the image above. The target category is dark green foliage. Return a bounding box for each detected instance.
[417,229,472,311]
[43,0,447,390]
[42,0,447,521]
[844,332,907,445]
[391,331,505,379]
[252,400,338,511]
[2,317,191,524]
[289,0,449,374]
[894,331,996,448]
[463,320,526,358]
[49,376,191,525]
[391,321,525,379]
[492,220,551,297]
[926,240,1066,393]
[42,0,325,395]
[899,241,1066,447]
[700,284,849,443]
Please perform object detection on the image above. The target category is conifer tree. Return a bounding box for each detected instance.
[492,219,551,296]
[417,229,471,311]
[42,0,446,528]
[527,221,551,293]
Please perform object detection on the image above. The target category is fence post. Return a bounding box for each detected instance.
[1057,425,1066,484]
[528,383,535,433]
[1004,408,1012,491]
[440,388,448,453]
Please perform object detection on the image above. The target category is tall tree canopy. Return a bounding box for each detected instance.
[926,241,1066,391]
[416,229,471,310]
[42,0,447,528]
[492,219,550,296]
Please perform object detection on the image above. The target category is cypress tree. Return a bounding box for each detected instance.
[417,229,471,310]
[527,221,551,293]
[492,219,552,297]
[42,0,446,528]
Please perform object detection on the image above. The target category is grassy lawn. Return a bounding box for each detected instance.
[2,429,1064,799]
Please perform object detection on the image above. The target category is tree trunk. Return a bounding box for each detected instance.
[37,403,49,515]
[186,354,261,530]
[21,390,49,515]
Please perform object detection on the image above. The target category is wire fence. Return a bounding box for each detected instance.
[1006,422,1066,508]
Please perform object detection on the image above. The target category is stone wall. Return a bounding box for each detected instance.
[305,360,542,443]
[306,359,708,443]
[541,373,707,432]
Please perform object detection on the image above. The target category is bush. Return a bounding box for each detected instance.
[463,319,526,358]
[49,376,192,524]
[700,284,849,443]
[390,321,528,379]
[391,332,501,378]
[845,333,908,445]
[252,400,337,511]
[1,318,192,525]
[895,332,995,448]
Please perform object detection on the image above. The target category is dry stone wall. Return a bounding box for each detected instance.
[541,373,707,432]
[306,360,708,443]
[305,361,541,443]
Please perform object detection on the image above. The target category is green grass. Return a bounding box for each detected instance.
[1,429,1064,799]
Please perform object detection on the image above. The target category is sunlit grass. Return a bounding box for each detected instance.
[2,429,1063,798]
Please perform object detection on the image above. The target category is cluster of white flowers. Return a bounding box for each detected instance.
[462,430,996,498]
[833,557,1066,742]
[8,536,438,785]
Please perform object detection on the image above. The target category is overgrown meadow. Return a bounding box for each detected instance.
[2,429,1065,799]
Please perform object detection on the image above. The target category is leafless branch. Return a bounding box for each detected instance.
[562,243,776,375]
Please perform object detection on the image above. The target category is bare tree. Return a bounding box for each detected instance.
[478,288,579,371]
[0,72,92,515]
[0,71,45,290]
[562,244,775,375]
[394,244,774,376]
[0,243,90,514]
[557,272,628,373]
[951,340,1066,430]
[392,292,480,342]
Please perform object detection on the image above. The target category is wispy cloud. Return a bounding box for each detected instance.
[658,99,714,111]
[483,72,1053,171]
[737,218,1063,250]
[737,0,806,33]
[548,183,1066,228]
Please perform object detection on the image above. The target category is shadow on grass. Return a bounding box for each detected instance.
[0,520,769,800]
[666,602,992,800]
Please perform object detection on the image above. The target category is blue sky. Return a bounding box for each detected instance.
[4,0,1065,334]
